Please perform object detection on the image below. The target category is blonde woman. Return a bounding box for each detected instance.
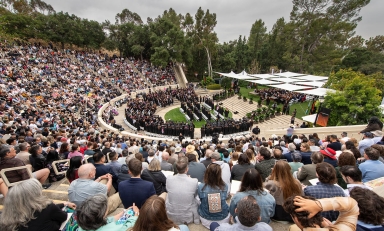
[141,158,167,196]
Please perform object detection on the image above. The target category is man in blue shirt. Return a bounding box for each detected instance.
[118,158,156,209]
[358,132,374,155]
[304,162,345,222]
[359,147,384,183]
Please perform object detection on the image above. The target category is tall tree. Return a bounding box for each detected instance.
[247,19,267,73]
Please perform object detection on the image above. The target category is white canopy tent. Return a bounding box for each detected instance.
[247,79,282,85]
[249,74,276,79]
[215,71,256,80]
[274,71,306,78]
[268,77,307,83]
[267,83,312,91]
[295,88,336,97]
[295,81,325,88]
[292,75,328,81]
[302,114,317,123]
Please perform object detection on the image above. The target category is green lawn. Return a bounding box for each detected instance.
[164,107,232,128]
[240,86,311,120]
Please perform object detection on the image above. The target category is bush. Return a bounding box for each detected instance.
[206,84,221,90]
[201,76,214,86]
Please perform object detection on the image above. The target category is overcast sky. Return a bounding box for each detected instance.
[44,0,383,43]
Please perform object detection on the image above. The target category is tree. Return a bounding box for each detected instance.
[247,19,267,72]
[366,35,384,53]
[289,0,371,73]
[323,69,382,126]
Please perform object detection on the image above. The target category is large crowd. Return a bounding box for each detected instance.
[0,41,383,231]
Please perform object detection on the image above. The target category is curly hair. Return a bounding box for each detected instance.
[283,196,323,228]
[350,187,384,225]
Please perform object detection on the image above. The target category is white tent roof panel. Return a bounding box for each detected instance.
[295,88,336,97]
[296,81,325,88]
[268,77,307,83]
[292,75,328,81]
[215,71,256,80]
[275,71,306,78]
[249,74,276,78]
[247,79,282,85]
[267,83,311,91]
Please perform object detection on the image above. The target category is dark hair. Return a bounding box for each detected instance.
[59,143,69,154]
[364,147,380,160]
[339,165,362,182]
[66,156,83,182]
[108,151,117,161]
[350,187,384,225]
[259,147,271,160]
[237,195,261,227]
[239,168,264,194]
[93,152,105,163]
[338,152,356,167]
[46,150,60,163]
[0,145,11,158]
[283,196,323,228]
[368,116,383,129]
[316,162,337,184]
[203,163,225,190]
[345,141,361,160]
[238,153,250,165]
[132,196,178,231]
[29,145,41,157]
[71,143,79,151]
[128,158,142,176]
[135,153,144,162]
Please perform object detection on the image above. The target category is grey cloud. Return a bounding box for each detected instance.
[44,0,383,42]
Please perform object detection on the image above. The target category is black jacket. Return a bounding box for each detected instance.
[141,169,167,195]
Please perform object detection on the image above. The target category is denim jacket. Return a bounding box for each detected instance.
[198,183,229,221]
[229,190,276,224]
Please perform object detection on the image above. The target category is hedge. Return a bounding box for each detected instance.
[207,84,221,90]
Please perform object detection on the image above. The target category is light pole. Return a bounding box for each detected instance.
[314,98,325,127]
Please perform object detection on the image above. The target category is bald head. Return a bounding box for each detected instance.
[162,151,170,161]
[205,149,213,158]
[78,163,96,179]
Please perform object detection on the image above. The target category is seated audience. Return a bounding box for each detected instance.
[335,151,356,189]
[255,147,275,182]
[297,152,324,186]
[106,151,123,175]
[283,196,358,231]
[349,187,384,231]
[166,156,199,225]
[320,147,338,167]
[289,151,303,174]
[230,168,275,224]
[359,147,384,183]
[339,165,372,196]
[0,178,76,231]
[77,194,139,231]
[141,158,167,196]
[161,151,174,171]
[0,145,50,188]
[198,163,230,229]
[211,152,231,196]
[93,152,119,191]
[265,160,303,221]
[68,163,121,214]
[304,162,345,221]
[65,156,83,183]
[211,195,273,231]
[231,154,254,181]
[187,153,206,182]
[131,195,189,231]
[119,158,156,208]
[299,143,312,165]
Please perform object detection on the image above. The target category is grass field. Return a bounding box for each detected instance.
[164,107,232,128]
[240,86,311,120]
